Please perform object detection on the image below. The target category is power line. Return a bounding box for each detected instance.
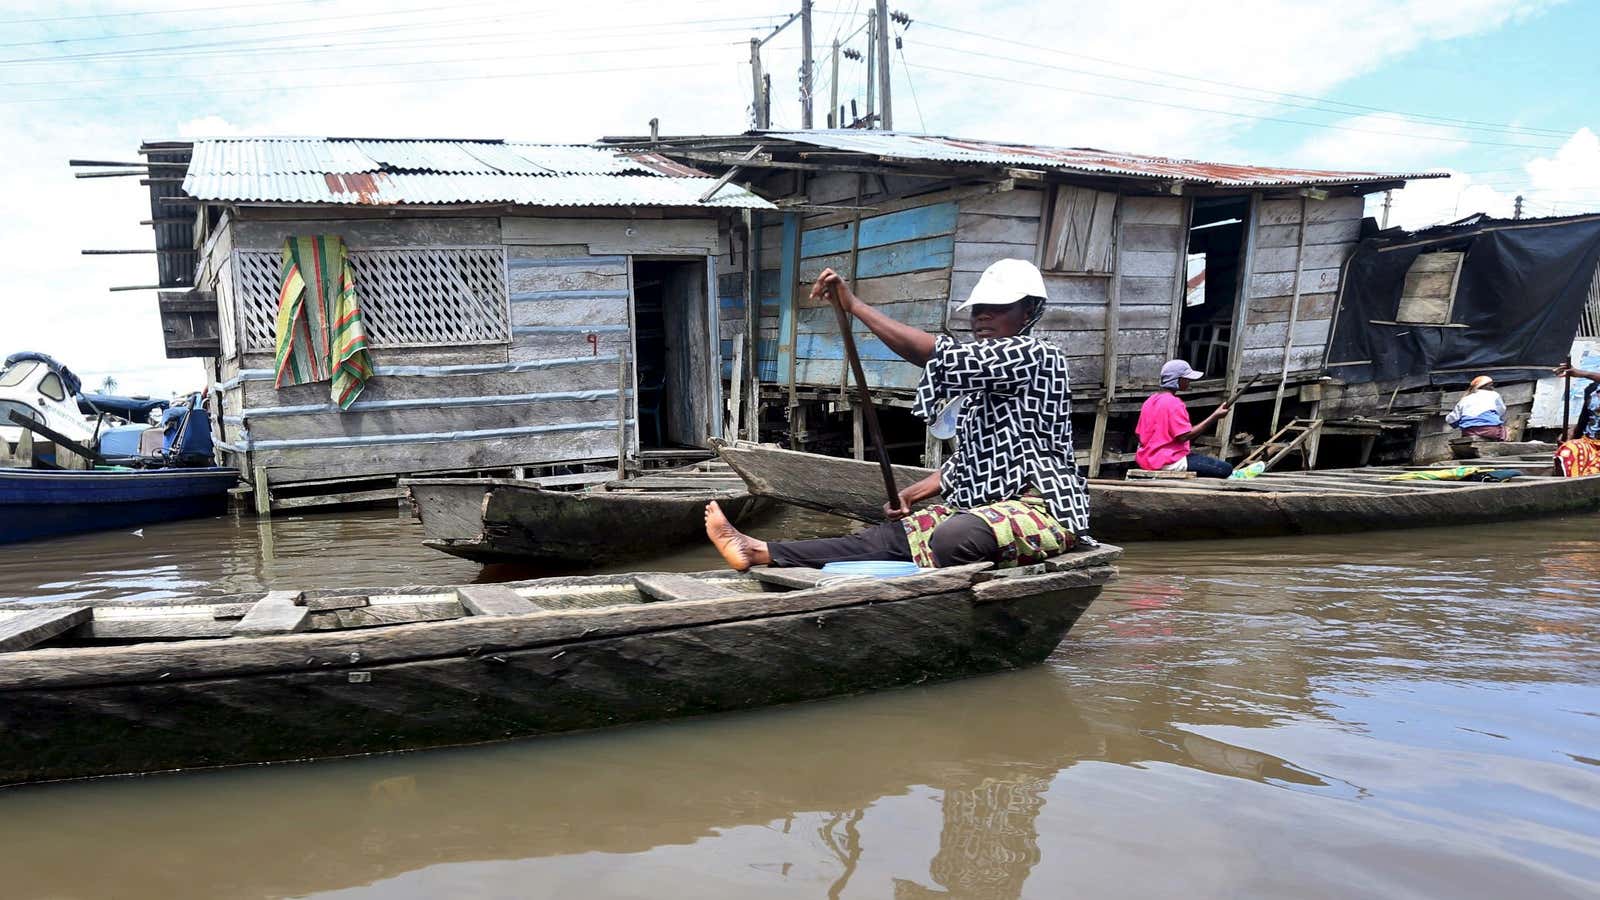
[904,62,1566,151]
[895,25,926,133]
[913,39,1554,143]
[0,0,323,26]
[0,38,741,89]
[0,21,788,73]
[0,0,514,51]
[916,19,1577,140]
[1,59,730,106]
[0,8,823,66]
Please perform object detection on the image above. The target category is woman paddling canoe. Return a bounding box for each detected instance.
[706,258,1093,571]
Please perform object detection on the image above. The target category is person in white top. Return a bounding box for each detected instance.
[1444,375,1507,440]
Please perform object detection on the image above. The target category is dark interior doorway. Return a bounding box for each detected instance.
[1179,196,1251,376]
[632,259,713,449]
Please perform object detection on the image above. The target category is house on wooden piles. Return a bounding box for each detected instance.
[132,137,772,510]
[1322,211,1600,462]
[610,130,1443,472]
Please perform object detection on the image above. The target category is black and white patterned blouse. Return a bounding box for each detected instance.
[913,334,1092,534]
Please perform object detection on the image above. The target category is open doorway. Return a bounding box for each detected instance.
[1179,196,1251,376]
[632,259,715,449]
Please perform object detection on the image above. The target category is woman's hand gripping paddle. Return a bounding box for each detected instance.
[818,270,901,514]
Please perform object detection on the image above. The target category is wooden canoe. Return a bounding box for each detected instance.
[405,462,768,566]
[0,546,1119,786]
[714,441,1600,541]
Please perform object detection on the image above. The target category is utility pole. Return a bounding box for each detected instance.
[1380,189,1392,228]
[830,38,840,129]
[864,7,877,127]
[749,38,767,129]
[874,0,892,130]
[800,0,814,129]
[747,10,802,129]
[1514,195,1524,219]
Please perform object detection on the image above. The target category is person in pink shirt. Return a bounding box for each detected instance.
[1134,359,1233,478]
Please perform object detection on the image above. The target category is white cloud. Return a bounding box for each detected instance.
[1370,127,1600,228]
[0,0,1572,392]
[1291,114,1470,171]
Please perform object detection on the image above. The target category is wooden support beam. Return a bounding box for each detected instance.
[699,143,765,203]
[0,607,92,653]
[231,591,309,636]
[456,585,541,617]
[252,464,272,518]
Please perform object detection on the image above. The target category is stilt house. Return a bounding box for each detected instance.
[613,131,1442,471]
[134,137,771,506]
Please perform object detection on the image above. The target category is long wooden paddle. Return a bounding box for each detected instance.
[826,281,900,510]
[1562,357,1573,439]
[1225,373,1262,409]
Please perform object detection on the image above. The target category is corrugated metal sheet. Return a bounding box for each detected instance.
[760,130,1445,188]
[179,137,770,208]
[185,171,768,208]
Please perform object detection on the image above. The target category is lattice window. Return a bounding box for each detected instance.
[232,246,510,352]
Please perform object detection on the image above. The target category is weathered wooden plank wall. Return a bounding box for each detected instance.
[207,211,740,486]
[749,173,961,391]
[1237,195,1365,377]
[947,191,1184,391]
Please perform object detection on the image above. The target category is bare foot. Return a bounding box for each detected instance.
[705,501,770,571]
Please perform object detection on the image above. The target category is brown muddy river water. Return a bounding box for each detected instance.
[0,505,1597,899]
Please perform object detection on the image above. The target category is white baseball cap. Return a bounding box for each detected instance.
[954,258,1048,311]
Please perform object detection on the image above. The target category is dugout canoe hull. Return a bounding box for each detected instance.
[714,441,1600,542]
[0,549,1118,786]
[406,476,767,566]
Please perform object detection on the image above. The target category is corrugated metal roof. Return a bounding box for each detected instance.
[179,137,771,208]
[759,130,1445,188]
[185,171,767,208]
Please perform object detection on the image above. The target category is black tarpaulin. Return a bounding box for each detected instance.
[1327,213,1600,385]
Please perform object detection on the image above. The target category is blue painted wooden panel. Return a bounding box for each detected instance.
[754,338,780,382]
[719,295,745,311]
[794,357,922,390]
[774,213,800,386]
[804,236,955,281]
[800,201,959,258]
[793,304,945,334]
[795,332,905,362]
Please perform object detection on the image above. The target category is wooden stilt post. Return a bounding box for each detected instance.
[616,348,630,480]
[1088,400,1110,478]
[252,463,271,518]
[853,403,865,460]
[727,340,744,439]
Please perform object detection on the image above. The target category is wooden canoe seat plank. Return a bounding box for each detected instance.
[456,585,542,617]
[633,573,740,603]
[301,595,371,612]
[232,591,309,636]
[0,606,92,653]
[748,566,835,589]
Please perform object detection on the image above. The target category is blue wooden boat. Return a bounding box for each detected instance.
[0,467,237,544]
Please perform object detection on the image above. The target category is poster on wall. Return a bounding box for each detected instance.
[1529,338,1600,428]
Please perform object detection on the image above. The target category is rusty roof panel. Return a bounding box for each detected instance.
[759,130,1445,188]
[178,137,771,209]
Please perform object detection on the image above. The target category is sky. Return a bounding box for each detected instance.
[1,0,1596,394]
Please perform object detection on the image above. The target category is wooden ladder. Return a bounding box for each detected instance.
[1238,418,1324,472]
